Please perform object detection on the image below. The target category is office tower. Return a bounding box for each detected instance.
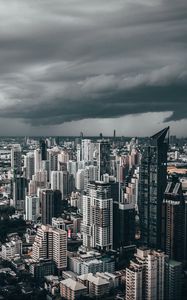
[11,144,22,174]
[58,150,69,166]
[33,225,67,272]
[25,152,35,180]
[33,170,48,190]
[39,138,47,160]
[12,175,28,209]
[82,181,113,251]
[165,259,182,300]
[41,189,54,225]
[97,140,111,180]
[162,179,185,261]
[34,148,41,174]
[138,127,169,249]
[25,195,40,222]
[126,264,143,300]
[126,248,166,300]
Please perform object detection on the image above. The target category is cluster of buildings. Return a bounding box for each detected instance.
[0,129,187,299]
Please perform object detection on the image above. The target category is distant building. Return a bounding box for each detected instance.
[11,144,22,174]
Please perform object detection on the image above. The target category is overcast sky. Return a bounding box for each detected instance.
[0,0,186,136]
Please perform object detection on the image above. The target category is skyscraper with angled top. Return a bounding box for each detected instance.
[138,127,169,249]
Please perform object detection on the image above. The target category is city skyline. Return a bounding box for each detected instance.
[0,1,186,136]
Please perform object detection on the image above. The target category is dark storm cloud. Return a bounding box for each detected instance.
[0,0,186,127]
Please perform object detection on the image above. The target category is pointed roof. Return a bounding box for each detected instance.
[150,127,169,144]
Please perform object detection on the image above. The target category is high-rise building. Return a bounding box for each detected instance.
[12,175,28,209]
[34,149,41,174]
[126,248,166,300]
[165,259,182,300]
[96,141,111,180]
[25,152,35,180]
[51,171,64,199]
[25,195,40,222]
[138,127,169,249]
[82,181,113,251]
[126,263,143,300]
[41,189,55,225]
[32,225,67,273]
[11,144,22,174]
[162,179,185,261]
[39,139,47,161]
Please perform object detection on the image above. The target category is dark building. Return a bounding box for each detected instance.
[39,139,47,161]
[41,189,54,225]
[29,259,55,280]
[54,190,62,217]
[12,175,28,209]
[138,127,169,249]
[165,259,182,300]
[112,180,135,251]
[162,179,185,261]
[98,140,111,180]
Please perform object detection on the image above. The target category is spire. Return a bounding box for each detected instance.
[150,127,169,144]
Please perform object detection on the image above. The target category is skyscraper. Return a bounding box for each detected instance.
[97,140,111,180]
[25,151,35,180]
[12,175,28,209]
[39,139,47,161]
[82,181,113,251]
[138,127,169,249]
[41,189,55,225]
[32,224,67,273]
[11,144,22,174]
[25,195,40,222]
[51,171,67,199]
[126,248,166,300]
[162,178,185,261]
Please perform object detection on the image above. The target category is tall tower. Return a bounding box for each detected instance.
[162,179,185,261]
[138,127,169,249]
[41,189,54,225]
[39,139,47,161]
[97,140,111,180]
[82,181,113,251]
[11,144,22,174]
[25,152,35,180]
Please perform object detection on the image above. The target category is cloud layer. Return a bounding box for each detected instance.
[0,0,186,132]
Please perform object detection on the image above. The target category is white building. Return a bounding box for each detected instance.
[25,195,40,222]
[125,248,166,300]
[51,170,68,199]
[24,152,35,180]
[82,181,113,251]
[32,225,67,272]
[2,239,22,260]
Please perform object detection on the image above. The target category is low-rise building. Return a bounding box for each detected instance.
[60,278,87,300]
